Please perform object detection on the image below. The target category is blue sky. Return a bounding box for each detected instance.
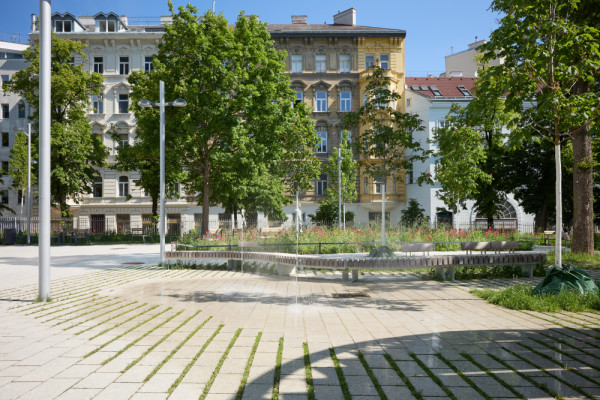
[1,0,502,76]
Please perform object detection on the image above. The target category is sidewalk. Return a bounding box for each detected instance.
[0,245,599,399]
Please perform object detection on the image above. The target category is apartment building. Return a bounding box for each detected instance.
[21,8,415,231]
[0,40,30,215]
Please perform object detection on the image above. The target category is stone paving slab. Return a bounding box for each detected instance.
[1,244,600,399]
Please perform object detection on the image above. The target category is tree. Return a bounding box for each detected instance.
[401,198,428,227]
[128,2,320,235]
[9,131,35,218]
[310,131,358,224]
[342,66,429,246]
[6,35,107,216]
[0,175,12,215]
[433,73,517,228]
[481,0,600,256]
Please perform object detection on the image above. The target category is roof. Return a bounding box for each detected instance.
[267,24,405,38]
[405,77,476,98]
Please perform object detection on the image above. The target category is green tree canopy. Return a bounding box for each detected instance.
[126,2,320,235]
[481,0,600,253]
[5,34,107,216]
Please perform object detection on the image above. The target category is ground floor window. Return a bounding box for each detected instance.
[116,214,130,234]
[91,214,105,233]
[167,213,181,236]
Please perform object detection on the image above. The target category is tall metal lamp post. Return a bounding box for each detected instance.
[138,80,186,264]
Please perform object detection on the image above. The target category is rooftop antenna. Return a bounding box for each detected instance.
[449,45,454,54]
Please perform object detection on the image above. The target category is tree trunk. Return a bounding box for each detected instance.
[151,196,158,217]
[534,201,549,232]
[571,124,594,253]
[201,171,210,237]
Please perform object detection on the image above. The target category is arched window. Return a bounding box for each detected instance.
[118,176,129,197]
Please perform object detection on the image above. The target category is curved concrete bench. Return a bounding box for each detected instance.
[165,250,546,282]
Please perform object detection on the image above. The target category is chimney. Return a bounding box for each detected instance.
[31,14,37,32]
[333,8,356,26]
[291,15,307,24]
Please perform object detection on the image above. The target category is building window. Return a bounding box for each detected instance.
[2,161,9,173]
[294,89,303,106]
[92,95,104,114]
[91,214,105,233]
[118,134,128,149]
[407,167,414,184]
[1,75,8,90]
[98,18,117,32]
[457,85,471,96]
[54,20,72,33]
[339,90,351,112]
[93,56,104,74]
[316,131,327,153]
[365,55,374,69]
[145,56,154,72]
[119,56,129,75]
[118,94,129,114]
[118,176,129,197]
[116,214,130,233]
[316,174,328,196]
[339,54,350,73]
[315,54,326,73]
[364,177,369,194]
[380,54,389,69]
[93,181,102,198]
[1,132,7,147]
[375,176,384,194]
[1,190,8,205]
[291,55,302,73]
[315,91,327,112]
[1,104,9,118]
[18,102,25,118]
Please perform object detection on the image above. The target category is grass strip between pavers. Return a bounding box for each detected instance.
[123,310,206,375]
[302,343,316,400]
[329,347,352,400]
[40,297,116,321]
[102,309,188,366]
[538,331,600,354]
[435,353,492,400]
[531,335,600,370]
[26,295,96,316]
[357,352,388,400]
[459,353,525,400]
[541,311,600,332]
[52,298,126,327]
[144,315,212,382]
[272,337,284,400]
[409,353,458,400]
[167,324,224,394]
[383,353,424,400]
[64,300,139,330]
[486,352,562,399]
[518,341,600,386]
[520,310,600,339]
[236,332,262,400]
[84,307,173,358]
[76,303,156,335]
[87,304,163,341]
[199,328,243,400]
[498,344,594,399]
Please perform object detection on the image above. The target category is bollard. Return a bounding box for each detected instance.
[352,269,358,282]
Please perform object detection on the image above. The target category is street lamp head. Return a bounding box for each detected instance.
[137,99,155,108]
[171,98,187,108]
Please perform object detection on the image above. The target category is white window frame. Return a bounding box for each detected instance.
[93,181,103,198]
[365,55,374,69]
[291,55,302,73]
[92,95,104,114]
[119,56,129,75]
[118,176,129,197]
[364,177,369,194]
[380,54,389,69]
[316,174,328,196]
[315,54,326,73]
[339,90,351,112]
[339,54,350,73]
[93,56,104,74]
[315,91,327,112]
[118,94,129,114]
[316,131,327,153]
[144,56,154,72]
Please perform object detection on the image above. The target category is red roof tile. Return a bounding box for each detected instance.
[405,77,476,98]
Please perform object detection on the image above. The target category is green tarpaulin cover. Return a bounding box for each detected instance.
[532,264,599,296]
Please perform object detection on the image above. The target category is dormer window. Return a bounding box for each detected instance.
[430,85,442,96]
[97,18,117,32]
[54,20,72,32]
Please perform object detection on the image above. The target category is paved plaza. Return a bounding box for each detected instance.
[1,244,599,399]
